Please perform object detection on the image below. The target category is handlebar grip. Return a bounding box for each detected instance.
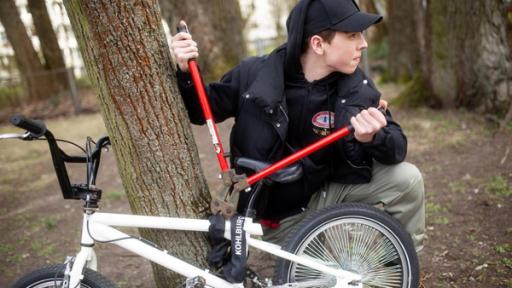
[9,114,47,137]
[176,20,190,34]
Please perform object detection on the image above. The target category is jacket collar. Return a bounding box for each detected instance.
[247,46,287,113]
[247,45,364,112]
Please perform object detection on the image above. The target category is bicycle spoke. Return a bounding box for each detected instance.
[290,218,407,288]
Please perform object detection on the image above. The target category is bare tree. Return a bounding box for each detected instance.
[391,0,511,113]
[159,0,246,82]
[63,0,211,286]
[0,0,58,100]
[359,0,387,42]
[428,0,511,112]
[385,0,421,82]
[27,0,70,91]
[269,0,299,45]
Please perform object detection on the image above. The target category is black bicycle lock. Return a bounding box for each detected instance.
[207,214,247,283]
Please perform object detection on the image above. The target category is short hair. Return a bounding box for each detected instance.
[302,29,337,53]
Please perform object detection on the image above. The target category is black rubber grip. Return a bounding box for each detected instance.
[9,114,47,137]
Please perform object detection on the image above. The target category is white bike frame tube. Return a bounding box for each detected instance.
[87,222,239,288]
[248,237,362,283]
[69,214,98,287]
[89,212,263,236]
[69,247,94,288]
[84,212,361,286]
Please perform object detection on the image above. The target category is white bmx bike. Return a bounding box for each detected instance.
[3,112,419,288]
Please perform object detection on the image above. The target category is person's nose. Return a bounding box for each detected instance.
[359,33,368,50]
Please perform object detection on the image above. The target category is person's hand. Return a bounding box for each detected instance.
[171,21,198,72]
[350,107,387,143]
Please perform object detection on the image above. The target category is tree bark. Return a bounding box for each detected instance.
[386,0,421,82]
[159,0,246,82]
[0,0,56,100]
[428,0,511,113]
[27,0,70,92]
[63,1,211,287]
[359,0,387,42]
[391,0,511,113]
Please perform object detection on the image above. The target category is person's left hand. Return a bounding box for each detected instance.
[350,107,387,143]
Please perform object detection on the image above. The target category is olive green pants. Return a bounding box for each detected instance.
[262,161,425,252]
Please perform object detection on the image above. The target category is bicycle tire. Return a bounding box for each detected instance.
[274,203,419,288]
[11,264,116,288]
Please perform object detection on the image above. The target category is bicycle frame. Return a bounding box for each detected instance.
[68,211,363,288]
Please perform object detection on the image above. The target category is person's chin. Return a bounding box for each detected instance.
[339,66,358,75]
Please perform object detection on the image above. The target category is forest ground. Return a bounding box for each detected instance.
[0,83,511,288]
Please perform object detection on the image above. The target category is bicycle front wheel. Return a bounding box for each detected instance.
[274,203,419,288]
[11,264,116,288]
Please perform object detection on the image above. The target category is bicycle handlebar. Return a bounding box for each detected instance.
[10,114,47,138]
[7,114,110,201]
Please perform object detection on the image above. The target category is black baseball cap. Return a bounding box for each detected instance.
[304,0,382,37]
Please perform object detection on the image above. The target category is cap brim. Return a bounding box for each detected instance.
[333,12,382,32]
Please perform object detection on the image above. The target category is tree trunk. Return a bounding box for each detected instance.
[359,0,387,42]
[159,0,246,82]
[63,1,211,287]
[0,0,56,100]
[27,0,70,92]
[427,0,511,112]
[386,0,421,82]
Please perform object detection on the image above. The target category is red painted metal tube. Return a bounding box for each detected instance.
[246,126,354,185]
[188,60,229,171]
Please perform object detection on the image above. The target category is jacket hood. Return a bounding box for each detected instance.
[285,0,313,77]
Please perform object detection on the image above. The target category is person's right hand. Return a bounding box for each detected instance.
[171,22,198,72]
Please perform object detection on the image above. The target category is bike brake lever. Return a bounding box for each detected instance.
[0,132,33,140]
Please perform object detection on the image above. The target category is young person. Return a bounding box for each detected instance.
[171,0,425,251]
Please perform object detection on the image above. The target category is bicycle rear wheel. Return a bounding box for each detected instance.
[11,264,116,288]
[274,203,419,288]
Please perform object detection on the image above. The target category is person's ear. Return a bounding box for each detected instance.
[310,35,325,55]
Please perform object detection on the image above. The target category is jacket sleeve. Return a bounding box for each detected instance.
[361,78,407,164]
[176,65,242,125]
[362,110,408,164]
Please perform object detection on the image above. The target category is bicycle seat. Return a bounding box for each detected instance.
[235,157,303,183]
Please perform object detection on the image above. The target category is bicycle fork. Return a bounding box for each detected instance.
[66,213,98,288]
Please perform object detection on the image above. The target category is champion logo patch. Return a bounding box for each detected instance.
[312,111,335,136]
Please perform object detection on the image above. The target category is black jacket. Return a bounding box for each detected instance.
[176,46,407,219]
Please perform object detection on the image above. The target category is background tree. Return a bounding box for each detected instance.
[428,0,511,112]
[359,0,387,43]
[159,0,246,81]
[269,0,298,45]
[0,0,59,100]
[392,0,511,114]
[500,0,512,130]
[63,0,211,286]
[385,0,422,83]
[27,0,70,92]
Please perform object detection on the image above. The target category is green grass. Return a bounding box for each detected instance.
[467,234,476,241]
[501,258,512,268]
[0,243,23,264]
[449,180,468,194]
[426,202,447,214]
[41,216,58,230]
[495,243,512,254]
[432,216,449,225]
[484,176,512,198]
[104,189,126,201]
[30,240,56,259]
